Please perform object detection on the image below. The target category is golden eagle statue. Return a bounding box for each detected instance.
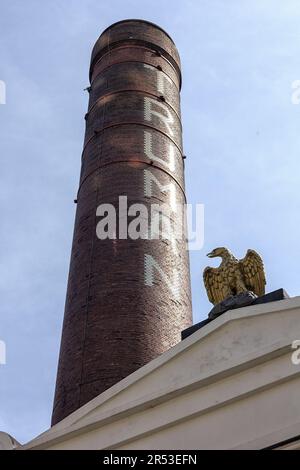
[203,247,266,305]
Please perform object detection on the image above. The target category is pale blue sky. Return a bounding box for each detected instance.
[1,0,300,443]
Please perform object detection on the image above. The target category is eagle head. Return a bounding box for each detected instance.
[206,247,231,259]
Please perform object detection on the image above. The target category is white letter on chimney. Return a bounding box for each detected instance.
[144,96,174,136]
[144,254,180,300]
[144,169,176,212]
[144,130,175,171]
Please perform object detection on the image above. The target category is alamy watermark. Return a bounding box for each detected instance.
[0,80,6,104]
[95,196,204,251]
[291,340,300,365]
[0,340,6,365]
[291,80,300,104]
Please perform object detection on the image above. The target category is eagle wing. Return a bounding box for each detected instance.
[203,266,228,305]
[239,249,266,297]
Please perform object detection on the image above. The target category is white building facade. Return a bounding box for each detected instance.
[2,297,300,450]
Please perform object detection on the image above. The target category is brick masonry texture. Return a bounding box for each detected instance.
[51,20,193,426]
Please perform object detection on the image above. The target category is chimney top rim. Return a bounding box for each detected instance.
[99,19,176,45]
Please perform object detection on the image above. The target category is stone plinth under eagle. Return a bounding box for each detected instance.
[203,248,266,314]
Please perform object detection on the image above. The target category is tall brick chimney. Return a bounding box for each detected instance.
[51,19,192,425]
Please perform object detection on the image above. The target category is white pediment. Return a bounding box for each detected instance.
[21,297,300,450]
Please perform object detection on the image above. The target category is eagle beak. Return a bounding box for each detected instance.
[207,251,214,258]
